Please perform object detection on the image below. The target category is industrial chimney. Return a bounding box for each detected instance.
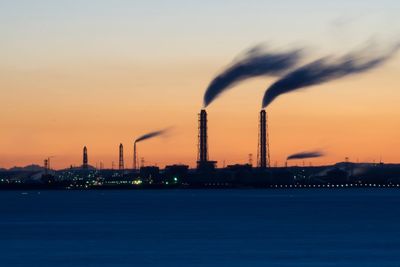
[119,143,124,170]
[197,109,217,170]
[258,110,270,168]
[83,146,88,169]
[197,109,208,167]
[133,142,137,170]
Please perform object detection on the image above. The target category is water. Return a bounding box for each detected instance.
[0,189,399,267]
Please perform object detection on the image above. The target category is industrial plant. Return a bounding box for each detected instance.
[1,107,400,190]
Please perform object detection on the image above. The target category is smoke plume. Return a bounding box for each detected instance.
[262,43,400,108]
[287,151,324,160]
[134,128,170,143]
[203,45,302,107]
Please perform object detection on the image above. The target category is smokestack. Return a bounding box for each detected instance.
[197,109,208,167]
[133,142,137,170]
[83,146,88,169]
[258,110,270,168]
[119,143,124,170]
[132,128,170,170]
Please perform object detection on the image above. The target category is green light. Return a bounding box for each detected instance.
[173,177,178,182]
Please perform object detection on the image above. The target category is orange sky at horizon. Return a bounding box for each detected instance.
[1,1,400,169]
[1,58,399,169]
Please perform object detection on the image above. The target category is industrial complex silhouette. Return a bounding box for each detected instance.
[1,108,400,190]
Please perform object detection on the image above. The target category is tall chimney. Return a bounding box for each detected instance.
[197,109,208,167]
[133,142,137,170]
[119,143,124,170]
[258,110,270,168]
[83,146,88,169]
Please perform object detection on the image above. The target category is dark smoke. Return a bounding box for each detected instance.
[203,45,302,107]
[287,151,324,160]
[262,44,400,108]
[134,128,170,143]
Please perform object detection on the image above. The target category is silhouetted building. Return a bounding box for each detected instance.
[140,166,160,182]
[227,164,253,171]
[164,164,189,183]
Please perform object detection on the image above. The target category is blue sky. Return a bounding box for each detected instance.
[1,0,399,67]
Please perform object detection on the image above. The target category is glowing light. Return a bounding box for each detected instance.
[132,179,143,185]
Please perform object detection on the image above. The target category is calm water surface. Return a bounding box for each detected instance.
[0,189,399,266]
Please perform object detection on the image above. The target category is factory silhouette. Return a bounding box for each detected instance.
[2,106,400,190]
[1,42,400,189]
[79,107,270,172]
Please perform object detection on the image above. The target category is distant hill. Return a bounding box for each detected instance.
[8,164,45,172]
[1,164,98,172]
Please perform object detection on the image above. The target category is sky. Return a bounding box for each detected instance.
[1,0,400,169]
